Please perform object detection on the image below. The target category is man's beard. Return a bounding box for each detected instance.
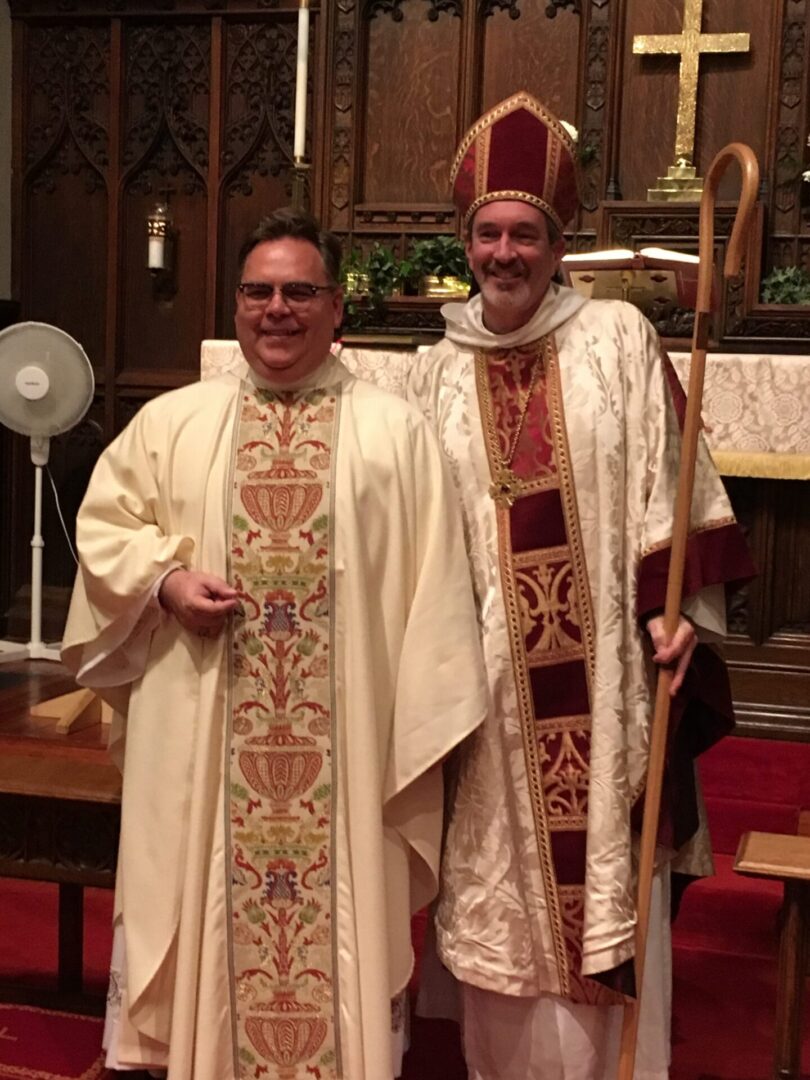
[479,260,531,313]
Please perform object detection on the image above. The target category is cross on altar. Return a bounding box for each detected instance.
[633,0,750,166]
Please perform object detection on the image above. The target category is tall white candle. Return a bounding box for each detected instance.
[148,235,165,271]
[293,0,310,160]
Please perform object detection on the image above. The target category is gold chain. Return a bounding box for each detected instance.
[488,346,545,507]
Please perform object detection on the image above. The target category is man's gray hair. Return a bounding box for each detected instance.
[238,208,342,285]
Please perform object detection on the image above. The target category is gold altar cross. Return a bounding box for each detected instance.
[633,0,750,165]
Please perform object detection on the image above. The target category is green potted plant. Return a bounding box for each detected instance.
[760,265,810,304]
[364,243,402,304]
[340,247,370,296]
[339,243,403,331]
[408,235,471,298]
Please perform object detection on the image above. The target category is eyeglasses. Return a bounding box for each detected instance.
[237,281,335,308]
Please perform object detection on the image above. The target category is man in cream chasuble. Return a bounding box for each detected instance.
[62,210,487,1080]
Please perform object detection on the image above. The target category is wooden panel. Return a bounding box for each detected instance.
[362,2,461,205]
[697,0,771,201]
[21,23,109,369]
[118,22,210,375]
[724,476,810,741]
[770,481,810,636]
[24,178,107,369]
[481,0,581,123]
[217,17,300,337]
[621,0,769,203]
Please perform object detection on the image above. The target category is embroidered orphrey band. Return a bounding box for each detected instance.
[475,339,623,1005]
[226,384,342,1078]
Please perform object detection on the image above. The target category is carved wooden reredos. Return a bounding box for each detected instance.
[8,0,810,419]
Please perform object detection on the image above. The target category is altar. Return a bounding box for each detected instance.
[201,341,810,482]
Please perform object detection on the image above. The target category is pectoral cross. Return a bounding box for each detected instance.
[633,0,749,166]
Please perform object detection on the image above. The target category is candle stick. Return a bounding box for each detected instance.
[294,0,310,161]
[147,202,170,272]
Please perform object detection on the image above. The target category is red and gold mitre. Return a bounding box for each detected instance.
[451,91,580,232]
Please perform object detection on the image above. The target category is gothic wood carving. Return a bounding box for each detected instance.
[578,0,612,217]
[122,23,210,195]
[545,0,581,14]
[325,1,358,229]
[25,25,109,196]
[771,0,807,229]
[480,0,521,16]
[364,0,462,19]
[222,21,298,196]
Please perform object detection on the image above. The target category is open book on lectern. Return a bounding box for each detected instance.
[560,247,716,314]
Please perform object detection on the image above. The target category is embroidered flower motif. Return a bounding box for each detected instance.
[233,654,252,677]
[263,590,298,640]
[234,923,254,945]
[308,655,329,679]
[233,714,253,735]
[264,859,300,908]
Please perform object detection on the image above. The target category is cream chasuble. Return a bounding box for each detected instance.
[407,288,753,1001]
[62,355,487,1079]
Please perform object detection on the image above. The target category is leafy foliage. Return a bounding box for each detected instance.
[760,265,810,305]
[408,235,471,282]
[365,243,402,299]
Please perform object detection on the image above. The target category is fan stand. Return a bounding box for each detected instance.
[0,438,63,664]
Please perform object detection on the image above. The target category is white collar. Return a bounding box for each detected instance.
[441,283,586,349]
[230,351,352,394]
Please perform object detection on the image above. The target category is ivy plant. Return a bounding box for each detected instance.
[408,235,471,283]
[760,265,810,305]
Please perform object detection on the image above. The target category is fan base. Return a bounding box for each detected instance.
[0,641,62,664]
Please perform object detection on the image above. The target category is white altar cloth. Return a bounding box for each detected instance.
[201,341,809,480]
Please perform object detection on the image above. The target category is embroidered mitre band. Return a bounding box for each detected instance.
[451,91,580,233]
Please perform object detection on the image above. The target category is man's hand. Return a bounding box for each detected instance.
[159,569,239,638]
[645,613,697,697]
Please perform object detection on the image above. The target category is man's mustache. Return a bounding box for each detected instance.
[483,257,527,277]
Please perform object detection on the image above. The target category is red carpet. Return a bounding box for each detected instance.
[1,736,809,1078]
[669,735,810,1079]
[0,1003,106,1079]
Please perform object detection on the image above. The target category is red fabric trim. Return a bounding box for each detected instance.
[510,489,567,552]
[530,660,590,720]
[550,830,587,886]
[637,522,756,620]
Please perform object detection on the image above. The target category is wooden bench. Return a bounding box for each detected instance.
[734,830,810,1080]
[0,662,121,1014]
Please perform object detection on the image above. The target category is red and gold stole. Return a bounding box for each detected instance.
[227,384,341,1078]
[476,338,624,1005]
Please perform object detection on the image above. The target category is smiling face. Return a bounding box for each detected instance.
[466,201,566,335]
[234,237,344,386]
